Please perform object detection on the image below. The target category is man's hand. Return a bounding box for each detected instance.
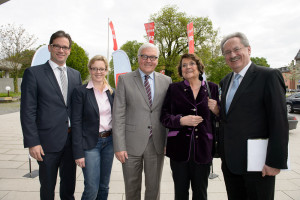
[29,145,45,161]
[75,158,85,168]
[262,165,280,177]
[180,115,203,127]
[115,151,128,163]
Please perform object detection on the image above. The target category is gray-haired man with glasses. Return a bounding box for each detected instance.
[113,43,172,200]
[219,32,288,200]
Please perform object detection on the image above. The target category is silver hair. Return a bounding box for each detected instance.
[137,43,159,58]
[220,32,250,54]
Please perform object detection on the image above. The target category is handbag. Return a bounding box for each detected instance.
[205,80,220,158]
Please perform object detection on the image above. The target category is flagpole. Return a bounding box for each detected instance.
[107,17,110,82]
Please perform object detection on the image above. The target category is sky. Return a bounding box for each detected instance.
[0,0,299,68]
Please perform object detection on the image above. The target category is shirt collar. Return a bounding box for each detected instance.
[49,59,67,70]
[235,61,252,78]
[86,80,108,92]
[138,68,154,80]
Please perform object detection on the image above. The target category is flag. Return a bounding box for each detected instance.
[109,21,118,51]
[112,50,132,86]
[144,22,155,44]
[187,22,194,54]
[31,45,50,67]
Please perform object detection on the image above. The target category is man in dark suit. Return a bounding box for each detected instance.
[20,30,82,200]
[219,32,289,200]
[113,43,172,200]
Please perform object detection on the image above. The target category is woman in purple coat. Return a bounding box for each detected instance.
[160,53,219,200]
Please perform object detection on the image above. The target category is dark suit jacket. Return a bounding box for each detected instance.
[219,63,289,174]
[160,80,219,164]
[71,84,115,159]
[20,61,82,152]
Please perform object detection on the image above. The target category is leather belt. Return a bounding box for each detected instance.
[99,130,112,138]
[68,128,71,133]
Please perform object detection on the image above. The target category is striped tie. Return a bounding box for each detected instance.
[144,75,152,136]
[58,67,68,105]
[144,75,152,107]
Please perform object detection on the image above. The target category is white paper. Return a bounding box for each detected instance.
[247,139,268,171]
[247,139,290,172]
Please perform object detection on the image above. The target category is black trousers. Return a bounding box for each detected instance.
[170,159,211,200]
[38,133,76,200]
[222,161,275,200]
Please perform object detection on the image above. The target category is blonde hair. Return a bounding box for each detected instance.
[88,55,113,95]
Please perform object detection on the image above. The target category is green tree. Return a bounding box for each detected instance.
[0,24,37,92]
[251,57,270,67]
[149,5,219,82]
[121,40,143,71]
[205,56,232,84]
[18,49,35,77]
[66,42,89,82]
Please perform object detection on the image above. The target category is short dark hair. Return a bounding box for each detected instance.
[178,53,205,80]
[49,30,72,48]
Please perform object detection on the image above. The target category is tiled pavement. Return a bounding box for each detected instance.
[0,111,300,199]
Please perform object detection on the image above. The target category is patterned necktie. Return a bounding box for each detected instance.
[144,75,152,107]
[226,74,241,113]
[144,75,153,136]
[58,67,68,105]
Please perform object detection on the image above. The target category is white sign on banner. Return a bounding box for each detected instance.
[31,45,50,67]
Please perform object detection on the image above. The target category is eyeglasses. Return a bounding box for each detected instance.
[223,47,245,56]
[182,62,196,68]
[89,67,106,72]
[50,44,70,51]
[139,54,158,61]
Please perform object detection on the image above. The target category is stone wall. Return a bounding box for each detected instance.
[0,78,22,93]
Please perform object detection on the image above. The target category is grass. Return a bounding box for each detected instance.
[0,92,21,98]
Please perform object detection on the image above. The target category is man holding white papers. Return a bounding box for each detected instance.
[219,32,289,200]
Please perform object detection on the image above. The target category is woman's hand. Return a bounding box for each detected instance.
[180,115,203,127]
[208,98,219,116]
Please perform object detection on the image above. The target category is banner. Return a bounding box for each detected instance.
[144,22,155,44]
[112,50,132,86]
[187,22,194,54]
[31,45,50,67]
[109,21,118,51]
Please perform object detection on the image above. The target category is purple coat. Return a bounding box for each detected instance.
[160,80,220,164]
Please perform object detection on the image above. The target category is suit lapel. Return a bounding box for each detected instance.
[133,70,151,108]
[152,72,160,109]
[66,67,73,105]
[87,88,99,116]
[221,72,233,116]
[227,64,257,114]
[44,62,65,105]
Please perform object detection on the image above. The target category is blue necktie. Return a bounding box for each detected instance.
[226,74,241,113]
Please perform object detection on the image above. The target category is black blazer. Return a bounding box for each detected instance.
[71,84,115,159]
[219,63,289,174]
[20,61,82,152]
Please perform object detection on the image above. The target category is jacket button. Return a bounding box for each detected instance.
[195,135,198,139]
[195,128,198,131]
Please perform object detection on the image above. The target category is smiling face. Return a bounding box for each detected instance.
[223,37,251,73]
[48,37,71,66]
[89,60,107,84]
[138,47,158,75]
[181,58,200,81]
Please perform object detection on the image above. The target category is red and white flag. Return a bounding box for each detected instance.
[109,21,118,51]
[144,22,155,44]
[187,22,194,54]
